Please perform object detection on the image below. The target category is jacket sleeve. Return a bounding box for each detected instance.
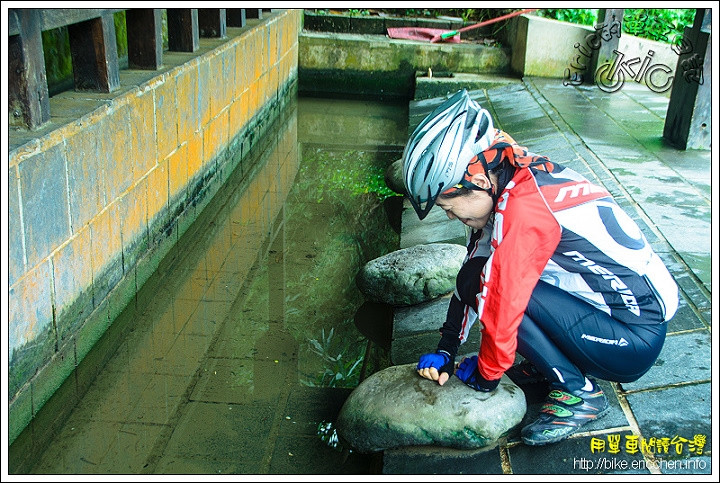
[437,226,492,360]
[476,171,562,380]
[436,294,466,360]
[436,256,489,357]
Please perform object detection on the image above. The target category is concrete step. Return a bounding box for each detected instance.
[414,72,522,100]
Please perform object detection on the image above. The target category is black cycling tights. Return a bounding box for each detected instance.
[516,280,667,393]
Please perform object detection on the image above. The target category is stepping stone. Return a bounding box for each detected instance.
[356,243,466,306]
[336,363,527,453]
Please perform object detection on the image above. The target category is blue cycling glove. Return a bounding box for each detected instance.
[455,355,500,392]
[416,350,455,379]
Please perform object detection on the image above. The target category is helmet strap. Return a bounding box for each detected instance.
[456,177,494,197]
[460,155,495,198]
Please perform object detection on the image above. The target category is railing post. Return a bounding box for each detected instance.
[589,9,624,80]
[663,9,712,150]
[8,8,50,129]
[167,9,199,52]
[227,9,246,28]
[246,9,263,20]
[68,13,120,92]
[126,8,163,69]
[198,8,227,38]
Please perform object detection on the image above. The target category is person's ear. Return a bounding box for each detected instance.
[469,171,492,190]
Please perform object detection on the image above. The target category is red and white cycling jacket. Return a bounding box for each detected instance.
[447,162,679,381]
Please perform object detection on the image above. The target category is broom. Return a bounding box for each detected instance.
[387,9,537,43]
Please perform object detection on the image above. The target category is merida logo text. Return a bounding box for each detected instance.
[581,334,629,346]
[554,182,607,202]
[564,250,640,316]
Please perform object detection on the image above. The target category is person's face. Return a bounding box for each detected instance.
[435,172,495,230]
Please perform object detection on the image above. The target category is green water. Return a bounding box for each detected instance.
[23,94,409,475]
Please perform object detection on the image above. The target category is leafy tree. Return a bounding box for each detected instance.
[622,9,696,43]
[537,9,598,27]
[537,8,696,44]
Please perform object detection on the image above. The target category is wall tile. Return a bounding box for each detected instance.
[155,76,179,161]
[176,61,200,143]
[52,225,93,328]
[64,119,104,231]
[19,144,70,268]
[168,143,188,203]
[129,89,158,177]
[90,200,124,291]
[8,166,25,287]
[101,102,134,202]
[147,160,169,227]
[8,261,54,370]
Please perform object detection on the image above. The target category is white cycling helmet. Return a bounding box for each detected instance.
[402,89,495,220]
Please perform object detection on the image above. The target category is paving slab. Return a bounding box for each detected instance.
[383,444,505,475]
[620,331,712,391]
[508,429,648,475]
[625,382,712,470]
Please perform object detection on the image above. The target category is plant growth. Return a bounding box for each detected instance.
[536,9,597,26]
[305,327,365,388]
[283,146,399,388]
[311,8,697,46]
[306,148,400,203]
[622,9,696,43]
[537,8,696,44]
[41,10,170,96]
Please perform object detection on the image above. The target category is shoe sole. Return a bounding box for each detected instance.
[521,404,611,446]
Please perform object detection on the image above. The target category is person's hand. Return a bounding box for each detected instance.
[416,350,454,385]
[455,356,500,392]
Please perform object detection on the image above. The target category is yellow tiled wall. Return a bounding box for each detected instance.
[7,9,301,446]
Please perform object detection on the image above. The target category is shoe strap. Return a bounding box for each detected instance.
[540,403,574,418]
[548,390,583,406]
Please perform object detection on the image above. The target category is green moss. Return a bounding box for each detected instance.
[42,26,73,96]
[40,10,142,96]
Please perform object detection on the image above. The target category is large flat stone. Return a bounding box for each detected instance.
[400,199,466,248]
[356,243,466,306]
[336,363,526,453]
[627,382,712,450]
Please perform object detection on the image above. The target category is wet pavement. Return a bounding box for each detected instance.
[386,76,714,475]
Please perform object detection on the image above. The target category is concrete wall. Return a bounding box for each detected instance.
[7,9,301,445]
[508,14,679,91]
[298,32,512,98]
[298,15,681,100]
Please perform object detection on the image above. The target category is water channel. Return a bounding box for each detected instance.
[26,93,410,475]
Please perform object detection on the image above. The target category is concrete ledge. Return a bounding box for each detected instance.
[414,72,521,100]
[400,199,466,248]
[298,32,511,98]
[303,11,494,40]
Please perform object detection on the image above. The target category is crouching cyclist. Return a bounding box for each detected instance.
[404,90,679,446]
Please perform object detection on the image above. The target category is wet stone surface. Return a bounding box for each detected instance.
[336,364,527,453]
[356,243,467,306]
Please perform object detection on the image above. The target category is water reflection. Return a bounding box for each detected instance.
[27,94,407,475]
